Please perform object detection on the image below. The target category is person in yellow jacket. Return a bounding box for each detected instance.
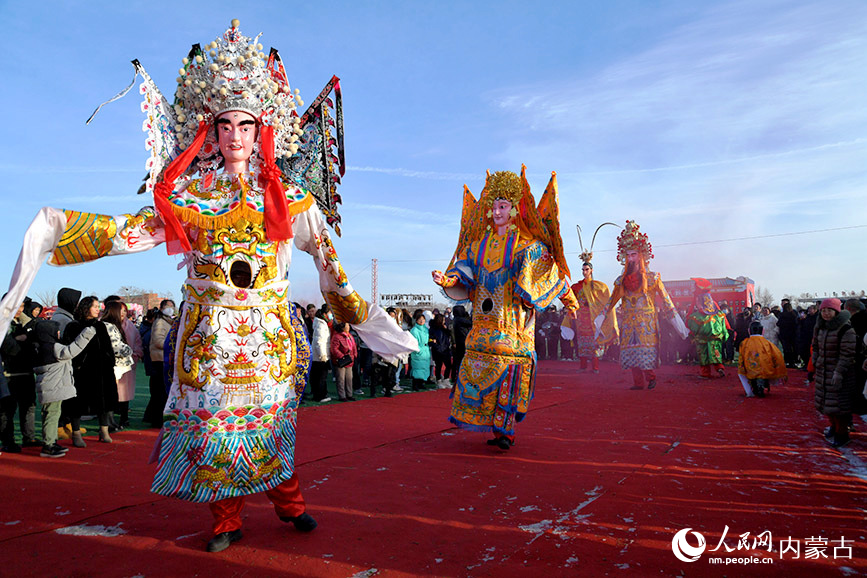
[738,321,787,397]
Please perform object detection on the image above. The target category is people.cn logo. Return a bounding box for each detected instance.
[671,528,707,562]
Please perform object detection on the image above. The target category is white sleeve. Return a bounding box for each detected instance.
[0,206,165,339]
[738,374,754,397]
[0,207,67,338]
[293,204,418,362]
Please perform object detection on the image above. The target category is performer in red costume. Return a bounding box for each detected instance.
[570,224,618,373]
[596,221,687,390]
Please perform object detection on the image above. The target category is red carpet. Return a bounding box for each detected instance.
[1,360,866,577]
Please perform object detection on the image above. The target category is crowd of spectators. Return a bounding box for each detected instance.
[1,289,153,457]
[3,290,863,456]
[297,303,473,404]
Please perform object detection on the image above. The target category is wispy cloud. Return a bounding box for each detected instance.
[492,1,867,168]
[342,202,458,225]
[347,165,474,181]
[557,139,867,177]
[0,165,142,174]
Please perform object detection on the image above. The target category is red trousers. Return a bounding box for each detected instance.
[631,368,656,387]
[579,357,599,371]
[209,474,306,535]
[699,364,725,378]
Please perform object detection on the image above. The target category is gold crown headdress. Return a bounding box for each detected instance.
[447,166,571,279]
[616,220,653,265]
[483,171,523,207]
[576,222,618,264]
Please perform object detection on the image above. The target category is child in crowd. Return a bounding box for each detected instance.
[330,322,357,402]
[32,321,96,457]
[737,321,787,398]
[409,312,431,391]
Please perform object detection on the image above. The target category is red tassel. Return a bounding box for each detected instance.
[153,122,209,254]
[259,125,293,241]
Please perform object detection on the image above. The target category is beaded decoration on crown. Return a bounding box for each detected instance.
[616,220,654,265]
[483,171,523,207]
[172,19,303,157]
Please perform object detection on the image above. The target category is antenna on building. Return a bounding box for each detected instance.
[371,258,378,306]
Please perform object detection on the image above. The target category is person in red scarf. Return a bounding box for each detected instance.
[686,278,731,379]
[596,221,687,390]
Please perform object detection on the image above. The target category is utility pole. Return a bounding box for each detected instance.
[371,258,378,306]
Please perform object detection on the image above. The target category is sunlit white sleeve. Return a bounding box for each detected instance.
[0,206,165,338]
[292,203,418,362]
[738,374,754,397]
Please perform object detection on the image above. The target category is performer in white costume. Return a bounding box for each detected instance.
[0,20,416,553]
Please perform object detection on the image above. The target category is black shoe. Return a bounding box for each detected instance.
[1,443,22,453]
[829,438,851,449]
[40,444,66,458]
[647,379,656,390]
[717,368,726,378]
[280,512,318,532]
[496,437,512,450]
[22,439,43,448]
[347,397,356,402]
[207,529,243,552]
[823,426,835,439]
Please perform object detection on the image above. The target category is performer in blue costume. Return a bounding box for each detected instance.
[433,168,577,450]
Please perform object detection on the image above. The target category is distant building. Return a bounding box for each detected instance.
[662,276,755,313]
[380,293,435,310]
[124,293,163,312]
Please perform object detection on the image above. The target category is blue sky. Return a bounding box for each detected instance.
[0,0,864,307]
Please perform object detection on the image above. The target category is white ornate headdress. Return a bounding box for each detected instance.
[87,19,346,249]
[172,19,303,157]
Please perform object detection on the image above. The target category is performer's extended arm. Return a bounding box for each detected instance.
[652,274,689,339]
[432,268,472,302]
[595,278,623,336]
[0,206,165,336]
[293,204,418,360]
[559,286,578,317]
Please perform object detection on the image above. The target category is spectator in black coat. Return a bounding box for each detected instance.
[734,307,752,351]
[451,305,472,384]
[429,313,452,387]
[844,299,867,415]
[797,305,818,369]
[0,299,39,451]
[719,301,736,362]
[64,296,118,445]
[777,302,799,367]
